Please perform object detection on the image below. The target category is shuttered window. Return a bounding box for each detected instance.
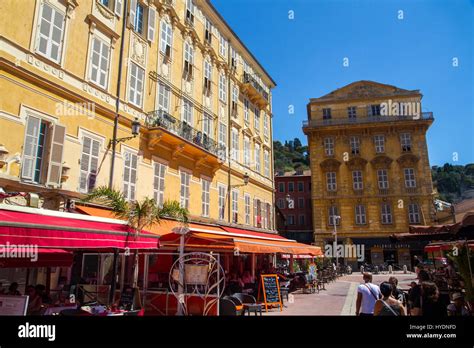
[147,6,156,42]
[123,151,138,201]
[160,19,172,57]
[36,3,65,63]
[218,184,226,220]
[128,62,144,107]
[80,136,100,193]
[201,178,210,217]
[180,170,190,209]
[89,38,110,89]
[153,161,166,207]
[244,194,251,225]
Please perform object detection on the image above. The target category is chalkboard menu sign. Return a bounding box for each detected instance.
[260,274,282,312]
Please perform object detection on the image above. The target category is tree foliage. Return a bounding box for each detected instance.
[432,164,474,202]
[273,137,309,173]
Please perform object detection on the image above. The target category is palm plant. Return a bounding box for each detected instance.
[82,186,188,290]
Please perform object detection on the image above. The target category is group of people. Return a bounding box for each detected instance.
[225,271,256,295]
[356,271,471,316]
[0,282,56,315]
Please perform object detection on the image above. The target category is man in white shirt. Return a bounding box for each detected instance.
[356,272,381,316]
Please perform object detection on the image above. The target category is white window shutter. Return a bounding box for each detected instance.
[21,116,41,180]
[46,124,66,187]
[129,0,137,28]
[147,7,156,42]
[115,0,123,17]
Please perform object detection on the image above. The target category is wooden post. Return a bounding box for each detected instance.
[289,255,294,273]
[251,253,256,279]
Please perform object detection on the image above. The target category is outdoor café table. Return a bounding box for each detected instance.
[43,305,77,315]
[243,303,263,316]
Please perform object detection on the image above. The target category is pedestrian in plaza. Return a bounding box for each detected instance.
[413,255,421,274]
[447,292,470,316]
[356,272,381,316]
[408,269,431,316]
[417,281,447,317]
[388,276,407,308]
[374,282,405,316]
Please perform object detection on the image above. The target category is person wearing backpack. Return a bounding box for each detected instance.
[356,272,381,316]
[374,282,405,316]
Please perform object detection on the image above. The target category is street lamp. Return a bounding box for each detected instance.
[332,215,341,270]
[172,225,190,316]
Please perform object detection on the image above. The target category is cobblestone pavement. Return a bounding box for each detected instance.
[263,272,417,316]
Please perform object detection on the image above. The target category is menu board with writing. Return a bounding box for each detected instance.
[260,274,282,312]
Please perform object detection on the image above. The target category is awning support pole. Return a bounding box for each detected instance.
[109,248,119,305]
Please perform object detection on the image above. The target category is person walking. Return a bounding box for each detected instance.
[356,272,381,316]
[374,282,405,316]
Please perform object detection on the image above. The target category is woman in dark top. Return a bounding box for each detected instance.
[418,282,447,317]
[374,282,405,316]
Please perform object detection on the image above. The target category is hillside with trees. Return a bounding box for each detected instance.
[273,138,309,173]
[432,163,474,202]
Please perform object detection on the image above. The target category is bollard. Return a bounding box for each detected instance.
[388,265,393,274]
[403,265,407,274]
[360,265,364,274]
[374,266,379,274]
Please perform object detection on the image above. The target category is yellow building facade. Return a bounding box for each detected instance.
[0,0,276,232]
[303,81,435,266]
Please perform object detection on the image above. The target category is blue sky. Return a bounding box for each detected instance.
[212,0,474,166]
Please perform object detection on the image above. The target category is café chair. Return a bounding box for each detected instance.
[219,298,238,316]
[224,296,244,315]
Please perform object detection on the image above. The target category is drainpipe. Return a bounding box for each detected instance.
[108,0,128,305]
[227,44,232,224]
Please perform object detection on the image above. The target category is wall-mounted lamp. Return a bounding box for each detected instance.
[111,118,141,145]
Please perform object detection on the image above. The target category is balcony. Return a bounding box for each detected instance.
[241,72,269,108]
[146,110,225,165]
[303,112,434,129]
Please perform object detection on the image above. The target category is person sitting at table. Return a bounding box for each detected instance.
[242,271,254,286]
[228,273,244,294]
[447,292,470,316]
[26,285,43,315]
[7,282,21,296]
[35,284,52,304]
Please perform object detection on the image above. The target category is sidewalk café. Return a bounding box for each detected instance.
[0,203,323,316]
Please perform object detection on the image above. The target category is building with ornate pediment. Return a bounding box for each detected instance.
[303,81,435,268]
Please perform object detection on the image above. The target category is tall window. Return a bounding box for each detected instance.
[244,99,250,123]
[299,215,305,226]
[157,82,170,112]
[123,151,137,201]
[352,170,363,190]
[381,203,392,224]
[298,182,304,192]
[182,99,193,125]
[255,143,261,173]
[408,203,421,224]
[202,113,212,139]
[204,18,212,44]
[288,182,294,192]
[219,34,227,57]
[326,172,337,191]
[278,182,285,193]
[377,169,389,189]
[404,168,417,188]
[231,85,238,115]
[324,137,334,156]
[277,198,285,209]
[89,38,110,89]
[80,137,100,193]
[231,127,239,161]
[185,0,195,24]
[328,206,339,225]
[201,178,210,217]
[243,136,250,166]
[160,19,172,58]
[355,205,366,225]
[322,108,332,119]
[347,106,357,119]
[374,135,385,153]
[287,215,295,225]
[298,197,304,209]
[36,3,65,63]
[153,161,166,207]
[218,122,227,160]
[400,133,412,152]
[180,170,190,209]
[22,116,65,186]
[350,136,360,154]
[128,62,144,107]
[254,107,260,133]
[218,184,226,220]
[203,60,212,96]
[263,114,269,138]
[254,199,261,227]
[244,194,251,225]
[183,42,194,80]
[219,73,227,102]
[368,104,381,116]
[264,150,270,177]
[231,189,238,223]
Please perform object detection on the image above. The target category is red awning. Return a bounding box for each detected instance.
[424,240,474,253]
[0,208,160,250]
[220,226,289,241]
[0,248,73,267]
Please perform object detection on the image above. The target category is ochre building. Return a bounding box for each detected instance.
[303,81,435,267]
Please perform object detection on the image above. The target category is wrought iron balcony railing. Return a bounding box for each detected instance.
[303,112,434,128]
[146,110,224,157]
[242,72,269,101]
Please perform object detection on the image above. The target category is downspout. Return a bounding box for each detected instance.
[108,0,128,305]
[227,44,232,224]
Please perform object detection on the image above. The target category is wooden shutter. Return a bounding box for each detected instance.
[46,124,66,187]
[115,0,123,17]
[21,116,41,180]
[147,7,156,42]
[129,0,137,28]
